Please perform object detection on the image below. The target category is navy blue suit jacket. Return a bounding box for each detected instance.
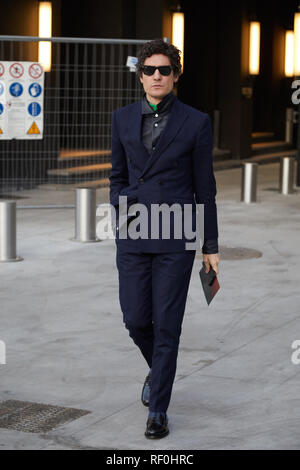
[109,95,218,253]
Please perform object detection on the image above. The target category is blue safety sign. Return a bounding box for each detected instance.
[28,83,42,98]
[28,102,41,117]
[9,82,23,97]
[0,61,44,139]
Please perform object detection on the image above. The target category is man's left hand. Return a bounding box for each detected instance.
[203,253,220,274]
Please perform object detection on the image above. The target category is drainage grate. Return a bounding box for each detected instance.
[0,400,90,433]
[196,245,262,260]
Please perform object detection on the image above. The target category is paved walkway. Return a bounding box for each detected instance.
[0,162,300,450]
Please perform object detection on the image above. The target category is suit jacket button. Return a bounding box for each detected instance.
[139,178,144,183]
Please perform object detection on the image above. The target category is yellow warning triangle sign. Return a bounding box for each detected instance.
[0,128,3,134]
[27,121,40,135]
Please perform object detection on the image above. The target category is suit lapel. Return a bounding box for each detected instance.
[127,97,189,176]
[127,101,150,172]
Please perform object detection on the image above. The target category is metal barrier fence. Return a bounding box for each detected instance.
[0,35,148,200]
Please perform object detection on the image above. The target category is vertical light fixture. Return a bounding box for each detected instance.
[294,11,300,76]
[172,11,184,71]
[285,31,294,77]
[38,1,52,72]
[249,21,260,75]
[294,7,300,187]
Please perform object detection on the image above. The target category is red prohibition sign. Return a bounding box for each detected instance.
[0,63,5,78]
[9,62,24,78]
[29,63,43,79]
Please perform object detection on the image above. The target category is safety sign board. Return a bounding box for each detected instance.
[9,62,24,79]
[28,102,41,117]
[29,63,43,79]
[27,121,40,135]
[9,82,23,97]
[0,61,44,140]
[28,83,42,97]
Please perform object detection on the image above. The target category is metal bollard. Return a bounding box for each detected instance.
[71,188,101,242]
[241,162,258,203]
[285,108,294,144]
[0,201,23,262]
[279,156,295,195]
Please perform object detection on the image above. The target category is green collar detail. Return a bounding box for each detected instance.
[148,102,158,112]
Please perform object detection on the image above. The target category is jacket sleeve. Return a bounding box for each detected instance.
[192,114,219,253]
[109,110,129,207]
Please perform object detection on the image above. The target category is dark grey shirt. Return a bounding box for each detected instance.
[141,91,218,254]
[141,90,175,154]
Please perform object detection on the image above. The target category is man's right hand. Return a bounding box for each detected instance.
[203,253,220,274]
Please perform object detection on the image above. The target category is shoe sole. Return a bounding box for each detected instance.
[144,429,169,439]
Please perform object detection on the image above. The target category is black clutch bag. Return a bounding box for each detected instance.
[199,261,220,306]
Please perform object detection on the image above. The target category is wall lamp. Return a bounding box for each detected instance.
[294,10,300,76]
[38,1,52,72]
[294,7,300,187]
[285,31,294,77]
[171,7,184,72]
[249,21,261,75]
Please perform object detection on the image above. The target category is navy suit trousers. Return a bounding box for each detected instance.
[116,248,196,412]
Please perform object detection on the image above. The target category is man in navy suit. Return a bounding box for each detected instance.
[109,39,219,439]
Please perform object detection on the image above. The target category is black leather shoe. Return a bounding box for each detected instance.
[141,373,151,407]
[145,414,169,439]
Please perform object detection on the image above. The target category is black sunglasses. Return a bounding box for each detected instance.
[141,65,172,76]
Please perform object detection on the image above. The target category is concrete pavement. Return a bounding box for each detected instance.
[0,162,300,450]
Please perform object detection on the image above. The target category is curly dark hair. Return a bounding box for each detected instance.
[136,38,182,79]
